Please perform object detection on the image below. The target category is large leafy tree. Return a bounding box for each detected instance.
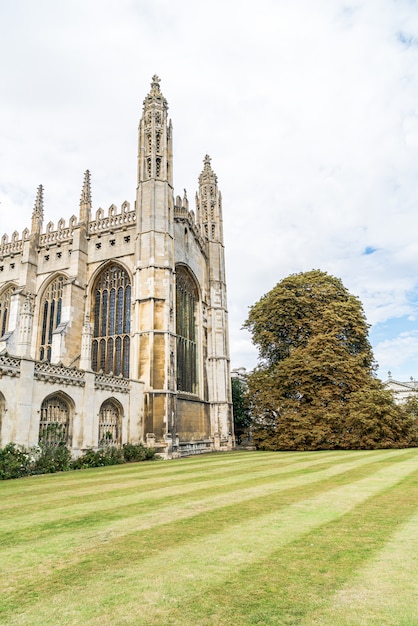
[245,270,416,450]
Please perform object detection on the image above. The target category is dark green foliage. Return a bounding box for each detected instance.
[122,443,157,462]
[32,443,72,474]
[231,377,252,444]
[245,270,417,450]
[0,442,159,480]
[71,446,124,469]
[0,444,32,480]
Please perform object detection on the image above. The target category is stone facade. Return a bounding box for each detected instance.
[0,76,234,457]
[383,374,418,404]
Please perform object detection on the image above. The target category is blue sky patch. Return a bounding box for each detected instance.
[363,246,377,255]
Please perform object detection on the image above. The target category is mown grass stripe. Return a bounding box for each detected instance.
[0,451,392,604]
[0,452,370,510]
[189,468,418,626]
[0,450,388,501]
[2,450,417,625]
[0,448,408,574]
[300,509,418,626]
[0,449,407,531]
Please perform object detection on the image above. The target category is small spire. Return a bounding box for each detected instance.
[80,170,91,206]
[79,170,92,223]
[33,185,44,219]
[31,185,44,234]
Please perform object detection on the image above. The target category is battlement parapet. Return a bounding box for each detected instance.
[89,201,136,235]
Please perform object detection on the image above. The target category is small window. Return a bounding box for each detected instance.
[0,285,15,337]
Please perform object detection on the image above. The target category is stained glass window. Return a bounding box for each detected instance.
[39,276,64,361]
[91,265,131,378]
[176,266,198,394]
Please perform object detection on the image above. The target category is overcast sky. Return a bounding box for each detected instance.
[1,0,418,381]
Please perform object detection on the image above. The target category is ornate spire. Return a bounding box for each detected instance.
[31,185,44,234]
[137,75,172,184]
[79,170,92,223]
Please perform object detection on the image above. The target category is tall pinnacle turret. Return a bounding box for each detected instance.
[137,75,172,185]
[196,155,223,243]
[31,185,44,234]
[79,169,92,223]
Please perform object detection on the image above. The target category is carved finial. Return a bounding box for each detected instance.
[199,154,218,185]
[31,185,44,234]
[183,188,189,210]
[144,75,168,108]
[151,74,161,88]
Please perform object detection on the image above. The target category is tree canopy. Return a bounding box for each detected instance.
[244,270,417,450]
[231,376,251,445]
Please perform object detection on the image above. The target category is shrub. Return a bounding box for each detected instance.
[0,443,32,480]
[122,443,148,462]
[32,443,72,474]
[72,446,125,470]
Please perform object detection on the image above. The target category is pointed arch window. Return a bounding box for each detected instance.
[176,266,198,394]
[91,265,131,378]
[0,285,15,338]
[39,394,70,446]
[98,400,122,447]
[39,276,64,361]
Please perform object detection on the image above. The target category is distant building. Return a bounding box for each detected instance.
[231,367,248,382]
[0,76,233,458]
[383,372,418,404]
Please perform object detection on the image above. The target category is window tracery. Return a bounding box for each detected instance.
[39,276,64,361]
[176,267,198,394]
[91,265,131,378]
[98,400,121,446]
[39,394,70,446]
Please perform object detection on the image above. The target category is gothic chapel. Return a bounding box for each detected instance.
[0,76,234,457]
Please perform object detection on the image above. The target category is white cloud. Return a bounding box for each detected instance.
[2,0,418,377]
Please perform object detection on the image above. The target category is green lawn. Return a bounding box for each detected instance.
[1,449,418,625]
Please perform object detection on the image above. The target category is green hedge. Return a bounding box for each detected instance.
[0,442,158,480]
